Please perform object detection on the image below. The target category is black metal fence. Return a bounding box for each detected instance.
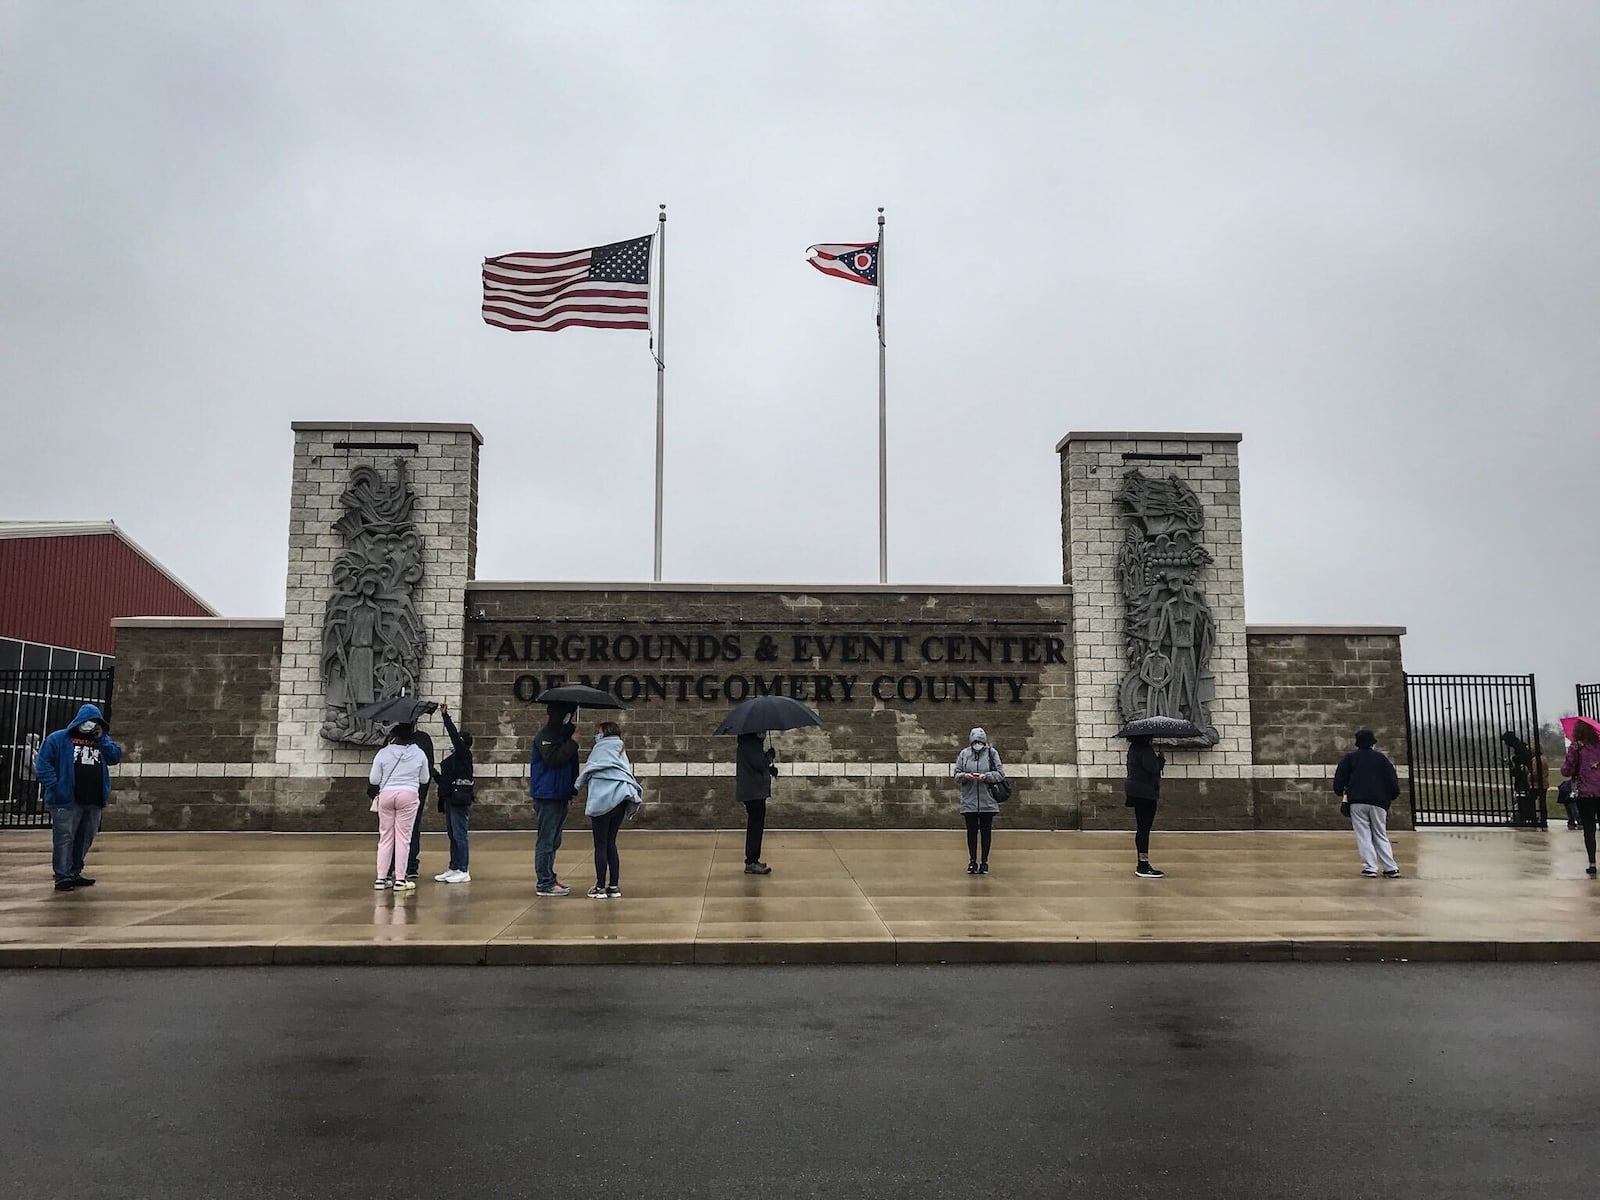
[1578,684,1600,721]
[1,669,115,829]
[1404,673,1544,828]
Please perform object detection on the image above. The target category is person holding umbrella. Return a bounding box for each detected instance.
[529,703,581,896]
[1560,717,1600,877]
[736,733,778,875]
[716,694,822,876]
[1117,716,1199,879]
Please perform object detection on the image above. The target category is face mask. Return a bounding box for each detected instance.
[79,722,100,736]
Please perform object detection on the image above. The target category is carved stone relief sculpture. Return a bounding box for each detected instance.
[320,459,427,744]
[1114,470,1219,745]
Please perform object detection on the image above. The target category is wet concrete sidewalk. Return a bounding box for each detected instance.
[2,827,1597,965]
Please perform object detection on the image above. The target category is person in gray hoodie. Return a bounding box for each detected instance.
[952,727,1005,875]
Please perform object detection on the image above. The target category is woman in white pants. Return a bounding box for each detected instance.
[1332,728,1402,878]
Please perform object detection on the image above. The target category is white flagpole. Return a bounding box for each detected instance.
[876,206,887,584]
[653,203,667,582]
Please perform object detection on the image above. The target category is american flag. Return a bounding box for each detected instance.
[482,235,654,332]
[806,241,878,286]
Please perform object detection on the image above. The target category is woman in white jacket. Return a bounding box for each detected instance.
[370,723,430,892]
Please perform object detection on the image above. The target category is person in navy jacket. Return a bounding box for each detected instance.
[529,704,580,896]
[1333,728,1402,878]
[34,703,123,891]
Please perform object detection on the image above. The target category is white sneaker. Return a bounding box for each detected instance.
[448,870,471,883]
[434,871,455,883]
[396,878,417,892]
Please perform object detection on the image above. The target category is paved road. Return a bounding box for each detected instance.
[1,965,1594,1199]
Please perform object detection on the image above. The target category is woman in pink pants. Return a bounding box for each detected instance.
[369,723,430,892]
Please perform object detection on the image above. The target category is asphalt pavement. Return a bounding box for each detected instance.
[1,964,1595,1199]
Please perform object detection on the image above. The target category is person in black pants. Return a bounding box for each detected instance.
[735,732,776,875]
[403,714,437,883]
[1126,734,1165,878]
[952,727,1004,875]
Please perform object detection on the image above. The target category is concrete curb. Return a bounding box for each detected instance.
[6,938,1600,968]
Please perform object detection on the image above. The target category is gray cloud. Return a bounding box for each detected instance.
[2,0,1597,716]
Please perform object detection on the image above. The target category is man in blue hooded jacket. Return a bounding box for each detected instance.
[528,704,580,896]
[34,704,123,891]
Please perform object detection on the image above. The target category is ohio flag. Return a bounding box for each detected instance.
[806,241,878,287]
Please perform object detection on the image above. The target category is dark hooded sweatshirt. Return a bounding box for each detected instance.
[529,704,579,801]
[1333,730,1401,810]
[735,733,777,804]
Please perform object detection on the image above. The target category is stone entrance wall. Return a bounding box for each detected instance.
[100,421,1409,832]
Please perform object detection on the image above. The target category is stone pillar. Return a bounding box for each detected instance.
[275,422,481,783]
[1059,433,1253,813]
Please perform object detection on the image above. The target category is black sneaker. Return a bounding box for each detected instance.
[1587,864,1597,878]
[1383,869,1401,879]
[1135,862,1164,879]
[967,861,978,875]
[53,879,76,892]
[744,862,772,875]
[72,876,95,887]
[978,863,990,875]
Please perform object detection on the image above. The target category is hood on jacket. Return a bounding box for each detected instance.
[544,703,577,729]
[969,727,987,746]
[71,703,107,732]
[1355,729,1377,749]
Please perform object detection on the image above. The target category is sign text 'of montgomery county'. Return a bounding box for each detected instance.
[474,629,1069,707]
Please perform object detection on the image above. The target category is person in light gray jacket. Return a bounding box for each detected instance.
[952,727,1005,875]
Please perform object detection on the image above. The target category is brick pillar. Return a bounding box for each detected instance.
[1059,432,1253,795]
[275,422,481,780]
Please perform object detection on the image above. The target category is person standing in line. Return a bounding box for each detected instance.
[1527,738,1550,828]
[370,722,429,892]
[576,721,642,900]
[952,727,1004,875]
[403,718,437,884]
[433,704,474,884]
[735,732,777,875]
[1333,728,1402,878]
[1560,720,1600,877]
[1501,731,1534,826]
[1125,734,1166,879]
[530,703,580,896]
[34,704,122,892]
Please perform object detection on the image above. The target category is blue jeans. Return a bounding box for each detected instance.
[51,804,103,883]
[534,798,569,889]
[446,804,470,872]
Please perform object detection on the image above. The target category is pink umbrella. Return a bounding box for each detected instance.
[1559,715,1600,741]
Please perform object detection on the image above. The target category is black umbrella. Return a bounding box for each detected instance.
[535,684,624,710]
[714,695,823,736]
[1116,715,1204,740]
[355,697,438,724]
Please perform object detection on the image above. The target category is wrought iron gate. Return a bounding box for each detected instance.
[1578,684,1600,720]
[1404,673,1544,828]
[0,668,115,829]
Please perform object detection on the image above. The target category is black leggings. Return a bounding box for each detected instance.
[1579,798,1598,865]
[590,804,626,887]
[1132,800,1158,857]
[744,799,767,865]
[964,812,994,863]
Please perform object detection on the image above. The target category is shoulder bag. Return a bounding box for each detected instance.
[985,747,1013,805]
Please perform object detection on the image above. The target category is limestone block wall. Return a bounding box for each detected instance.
[274,422,481,790]
[462,585,1076,830]
[1247,626,1410,830]
[1060,433,1254,830]
[107,619,282,830]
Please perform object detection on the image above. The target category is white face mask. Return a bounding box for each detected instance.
[79,722,100,736]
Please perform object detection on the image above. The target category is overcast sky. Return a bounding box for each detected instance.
[3,1,1597,718]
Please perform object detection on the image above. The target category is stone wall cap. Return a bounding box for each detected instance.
[111,617,285,629]
[1055,431,1243,452]
[291,421,484,443]
[468,581,1072,596]
[1246,624,1407,637]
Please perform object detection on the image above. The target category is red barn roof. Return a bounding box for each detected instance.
[0,521,216,656]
